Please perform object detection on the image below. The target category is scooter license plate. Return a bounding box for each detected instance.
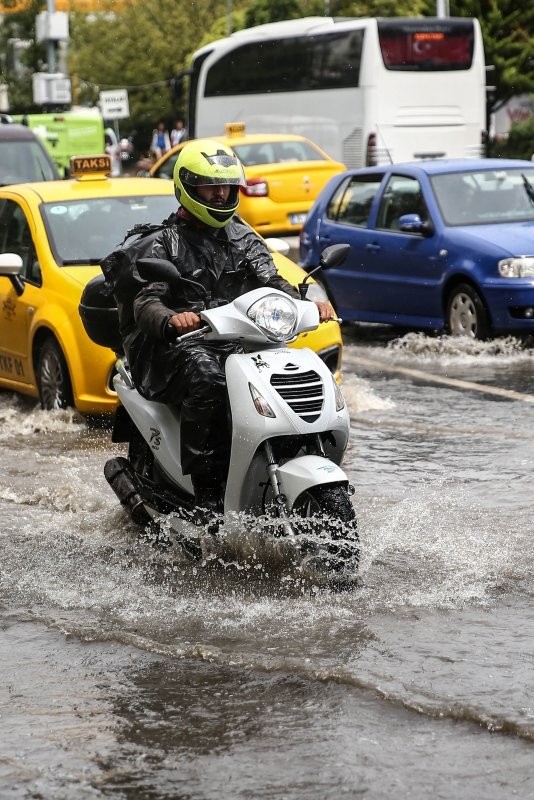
[289,212,307,225]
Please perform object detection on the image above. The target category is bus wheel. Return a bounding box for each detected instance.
[446,283,490,339]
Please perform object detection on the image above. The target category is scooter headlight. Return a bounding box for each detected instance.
[247,294,298,341]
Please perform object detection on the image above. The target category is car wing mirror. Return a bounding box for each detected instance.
[399,213,434,236]
[0,253,24,295]
[264,237,290,256]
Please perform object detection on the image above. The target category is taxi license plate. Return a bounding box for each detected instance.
[289,213,307,225]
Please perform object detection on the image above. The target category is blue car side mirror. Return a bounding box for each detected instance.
[398,213,433,236]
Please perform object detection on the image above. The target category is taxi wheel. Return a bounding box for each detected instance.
[36,337,74,410]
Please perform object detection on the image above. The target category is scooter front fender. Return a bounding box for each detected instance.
[276,455,348,510]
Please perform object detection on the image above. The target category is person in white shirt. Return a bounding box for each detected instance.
[170,118,188,147]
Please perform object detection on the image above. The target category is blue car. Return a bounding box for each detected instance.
[299,158,534,339]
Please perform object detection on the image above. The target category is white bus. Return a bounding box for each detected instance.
[185,16,487,168]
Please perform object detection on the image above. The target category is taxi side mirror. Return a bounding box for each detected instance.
[0,253,24,295]
[264,237,290,256]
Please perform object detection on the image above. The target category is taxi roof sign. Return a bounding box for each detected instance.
[69,154,112,179]
[224,122,246,137]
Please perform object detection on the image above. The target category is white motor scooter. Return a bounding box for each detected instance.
[100,244,358,578]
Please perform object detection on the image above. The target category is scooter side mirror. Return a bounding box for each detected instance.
[298,243,350,299]
[320,243,350,270]
[137,257,206,298]
[137,257,182,286]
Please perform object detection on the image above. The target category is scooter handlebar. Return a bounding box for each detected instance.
[165,323,212,343]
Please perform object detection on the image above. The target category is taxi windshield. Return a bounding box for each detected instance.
[232,140,326,166]
[42,195,177,264]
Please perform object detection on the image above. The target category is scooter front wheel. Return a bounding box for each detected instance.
[292,484,359,577]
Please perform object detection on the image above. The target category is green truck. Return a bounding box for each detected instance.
[12,111,105,175]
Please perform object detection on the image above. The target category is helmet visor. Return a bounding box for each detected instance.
[180,153,245,188]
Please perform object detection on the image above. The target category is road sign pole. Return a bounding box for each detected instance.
[47,0,56,72]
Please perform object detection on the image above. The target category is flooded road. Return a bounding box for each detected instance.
[2,329,534,799]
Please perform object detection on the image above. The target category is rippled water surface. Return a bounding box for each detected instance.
[2,330,534,799]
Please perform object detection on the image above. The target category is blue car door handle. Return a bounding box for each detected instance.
[365,243,381,253]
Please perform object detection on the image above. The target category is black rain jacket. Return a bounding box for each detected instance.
[123,212,300,401]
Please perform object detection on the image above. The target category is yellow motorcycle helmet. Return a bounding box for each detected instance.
[173,139,245,228]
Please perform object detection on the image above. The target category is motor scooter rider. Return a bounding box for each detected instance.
[123,139,335,514]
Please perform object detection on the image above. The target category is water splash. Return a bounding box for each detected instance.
[0,393,85,440]
[385,332,534,363]
[341,372,396,413]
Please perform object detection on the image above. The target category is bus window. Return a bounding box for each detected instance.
[378,18,475,71]
[204,30,364,96]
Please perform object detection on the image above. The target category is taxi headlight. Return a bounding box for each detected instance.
[247,294,298,341]
[498,256,534,278]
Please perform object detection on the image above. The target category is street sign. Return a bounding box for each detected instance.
[33,73,72,105]
[99,89,130,120]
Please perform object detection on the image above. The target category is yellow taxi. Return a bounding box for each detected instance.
[0,155,342,415]
[142,124,346,236]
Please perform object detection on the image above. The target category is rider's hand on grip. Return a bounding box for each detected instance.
[168,311,202,336]
[314,300,336,323]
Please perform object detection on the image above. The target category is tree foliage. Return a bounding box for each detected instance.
[68,0,224,119]
[244,0,301,27]
[450,0,534,114]
[487,115,534,159]
[307,0,426,15]
[0,0,48,112]
[67,0,254,145]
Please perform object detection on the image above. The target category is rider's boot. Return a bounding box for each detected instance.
[194,484,223,513]
[192,477,223,531]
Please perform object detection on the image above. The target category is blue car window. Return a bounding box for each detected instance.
[377,175,426,230]
[327,176,382,226]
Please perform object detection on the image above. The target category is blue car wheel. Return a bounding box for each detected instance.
[446,283,490,339]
